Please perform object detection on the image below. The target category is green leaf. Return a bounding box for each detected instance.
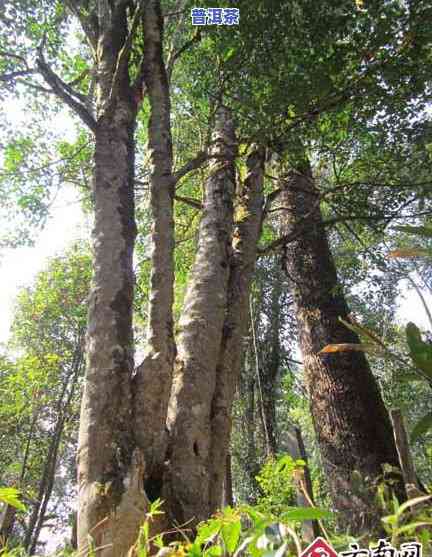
[393,225,432,239]
[406,323,432,380]
[395,520,432,537]
[396,494,432,519]
[280,507,333,521]
[0,487,26,511]
[223,47,236,62]
[411,412,432,442]
[205,546,223,557]
[221,520,241,554]
[196,519,222,544]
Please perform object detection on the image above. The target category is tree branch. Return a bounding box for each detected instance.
[0,69,36,83]
[174,194,203,210]
[36,55,97,132]
[108,1,144,104]
[173,150,208,184]
[64,1,99,54]
[167,28,202,82]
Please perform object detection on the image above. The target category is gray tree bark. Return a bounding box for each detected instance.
[165,106,237,526]
[75,2,144,554]
[45,3,266,552]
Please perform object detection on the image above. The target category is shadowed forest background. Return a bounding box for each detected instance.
[0,1,432,555]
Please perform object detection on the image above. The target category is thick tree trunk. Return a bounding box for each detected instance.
[165,107,237,525]
[132,0,176,493]
[279,161,405,534]
[77,105,141,555]
[208,146,265,512]
[76,0,178,552]
[76,4,143,553]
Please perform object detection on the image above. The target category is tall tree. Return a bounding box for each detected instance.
[0,244,90,550]
[2,0,431,551]
[278,158,405,533]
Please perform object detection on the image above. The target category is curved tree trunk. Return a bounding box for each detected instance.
[279,160,405,534]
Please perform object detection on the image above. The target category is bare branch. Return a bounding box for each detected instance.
[173,150,208,184]
[167,28,202,82]
[36,54,97,132]
[174,194,203,210]
[64,1,99,54]
[0,69,35,83]
[0,50,30,67]
[109,2,144,104]
[16,79,55,95]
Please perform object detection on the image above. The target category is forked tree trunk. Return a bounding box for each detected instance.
[279,161,405,534]
[76,1,177,553]
[208,146,265,512]
[165,106,237,525]
[70,1,265,550]
[165,135,265,526]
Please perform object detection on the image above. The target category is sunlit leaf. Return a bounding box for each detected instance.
[280,507,333,521]
[221,520,241,553]
[388,248,431,258]
[319,343,377,354]
[0,486,26,511]
[406,323,432,380]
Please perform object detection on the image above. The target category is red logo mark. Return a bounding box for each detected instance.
[300,537,338,557]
